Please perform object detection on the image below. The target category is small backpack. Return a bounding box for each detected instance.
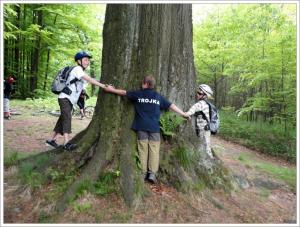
[51,66,76,95]
[195,100,220,134]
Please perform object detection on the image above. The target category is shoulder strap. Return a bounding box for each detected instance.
[66,66,77,84]
[204,100,212,121]
[194,110,209,123]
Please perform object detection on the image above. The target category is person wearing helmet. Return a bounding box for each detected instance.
[104,75,190,183]
[3,75,15,120]
[185,84,214,159]
[46,51,106,151]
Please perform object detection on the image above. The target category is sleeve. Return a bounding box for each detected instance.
[126,90,139,102]
[72,66,85,80]
[186,103,200,116]
[159,95,172,110]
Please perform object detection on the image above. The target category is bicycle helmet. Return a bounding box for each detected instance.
[198,84,213,98]
[74,51,92,61]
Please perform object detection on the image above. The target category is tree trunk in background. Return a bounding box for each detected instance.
[14,5,21,81]
[22,4,232,211]
[43,14,58,91]
[30,7,43,94]
[20,4,27,96]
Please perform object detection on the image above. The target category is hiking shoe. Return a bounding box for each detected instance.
[207,150,214,159]
[64,143,77,151]
[141,172,147,181]
[147,172,157,184]
[46,139,59,148]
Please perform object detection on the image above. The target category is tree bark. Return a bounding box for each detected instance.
[21,4,232,211]
[30,6,43,94]
[14,5,21,82]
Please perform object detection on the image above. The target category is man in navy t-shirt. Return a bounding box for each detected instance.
[105,75,190,183]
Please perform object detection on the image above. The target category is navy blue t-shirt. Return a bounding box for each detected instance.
[126,88,172,133]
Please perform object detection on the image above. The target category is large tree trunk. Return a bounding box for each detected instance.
[21,4,232,212]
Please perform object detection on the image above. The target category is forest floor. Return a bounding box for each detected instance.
[2,105,298,225]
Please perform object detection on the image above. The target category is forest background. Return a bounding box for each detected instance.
[2,2,297,162]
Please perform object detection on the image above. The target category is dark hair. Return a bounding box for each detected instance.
[142,75,156,89]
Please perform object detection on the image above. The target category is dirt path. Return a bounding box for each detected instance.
[2,107,298,224]
[210,136,297,223]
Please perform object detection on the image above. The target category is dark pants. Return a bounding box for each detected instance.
[77,97,85,110]
[54,98,72,135]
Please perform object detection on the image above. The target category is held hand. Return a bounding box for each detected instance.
[183,113,191,121]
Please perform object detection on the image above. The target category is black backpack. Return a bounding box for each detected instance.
[195,100,220,135]
[51,66,77,95]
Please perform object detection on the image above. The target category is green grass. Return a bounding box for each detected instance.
[236,153,296,190]
[4,151,40,168]
[219,110,296,162]
[10,96,97,112]
[93,171,119,196]
[255,162,296,190]
[72,202,92,213]
[174,146,192,170]
[17,154,51,190]
[18,163,47,189]
[237,153,254,166]
[70,170,120,203]
[111,212,132,223]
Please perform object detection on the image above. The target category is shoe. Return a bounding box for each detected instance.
[207,150,214,159]
[64,143,77,151]
[46,140,59,148]
[141,172,147,181]
[147,172,157,184]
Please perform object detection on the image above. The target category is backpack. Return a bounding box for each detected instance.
[51,66,76,95]
[195,100,220,134]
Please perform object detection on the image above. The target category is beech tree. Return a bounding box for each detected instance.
[21,4,231,211]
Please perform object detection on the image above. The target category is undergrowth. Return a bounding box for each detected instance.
[219,109,296,162]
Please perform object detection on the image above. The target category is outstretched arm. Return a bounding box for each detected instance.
[169,104,191,120]
[82,75,106,89]
[104,85,127,96]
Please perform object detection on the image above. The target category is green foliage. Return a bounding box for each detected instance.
[160,112,185,137]
[193,4,296,129]
[4,4,106,98]
[220,109,296,162]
